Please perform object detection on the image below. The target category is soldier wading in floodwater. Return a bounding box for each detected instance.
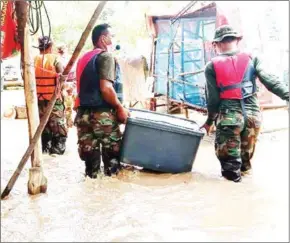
[74,24,129,178]
[201,25,289,182]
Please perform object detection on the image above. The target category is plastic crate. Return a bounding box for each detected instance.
[120,109,204,173]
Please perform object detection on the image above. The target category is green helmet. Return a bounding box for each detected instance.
[212,25,243,43]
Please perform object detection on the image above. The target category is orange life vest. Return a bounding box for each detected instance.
[34,54,59,100]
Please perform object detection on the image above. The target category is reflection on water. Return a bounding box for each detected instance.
[1,120,289,242]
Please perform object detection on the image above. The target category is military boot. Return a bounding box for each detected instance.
[41,134,52,154]
[102,147,121,176]
[241,160,252,174]
[84,151,101,179]
[50,136,67,155]
[85,161,100,179]
[222,170,242,183]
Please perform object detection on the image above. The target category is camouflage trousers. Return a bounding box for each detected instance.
[63,94,76,128]
[74,107,122,178]
[38,99,68,155]
[215,110,262,181]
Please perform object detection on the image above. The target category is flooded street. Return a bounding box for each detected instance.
[0,0,289,240]
[1,103,289,242]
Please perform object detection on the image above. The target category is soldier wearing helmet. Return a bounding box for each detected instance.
[201,25,289,182]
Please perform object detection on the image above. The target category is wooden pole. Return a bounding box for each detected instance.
[23,17,43,169]
[15,0,46,195]
[1,1,107,200]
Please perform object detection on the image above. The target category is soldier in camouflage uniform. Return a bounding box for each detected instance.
[62,81,77,128]
[201,25,289,182]
[35,36,68,155]
[57,44,77,128]
[38,99,68,153]
[74,109,122,177]
[74,24,129,178]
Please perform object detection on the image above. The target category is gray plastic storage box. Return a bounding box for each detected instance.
[120,109,204,173]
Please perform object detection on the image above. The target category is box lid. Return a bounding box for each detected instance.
[128,109,204,137]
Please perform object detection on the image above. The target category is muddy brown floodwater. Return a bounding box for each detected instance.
[1,110,289,242]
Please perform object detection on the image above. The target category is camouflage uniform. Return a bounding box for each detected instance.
[64,93,76,127]
[57,45,77,128]
[74,108,122,178]
[35,36,68,155]
[63,82,77,128]
[75,50,123,178]
[214,110,262,178]
[38,99,68,154]
[205,25,289,182]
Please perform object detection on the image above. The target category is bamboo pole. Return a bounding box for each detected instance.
[15,0,46,195]
[1,1,107,200]
[15,2,42,164]
[24,25,48,195]
[22,14,43,169]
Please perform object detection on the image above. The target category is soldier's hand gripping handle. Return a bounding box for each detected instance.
[199,123,213,135]
[116,105,130,124]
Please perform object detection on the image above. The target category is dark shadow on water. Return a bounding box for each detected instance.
[141,168,170,175]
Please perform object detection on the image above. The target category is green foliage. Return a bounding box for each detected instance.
[32,1,184,54]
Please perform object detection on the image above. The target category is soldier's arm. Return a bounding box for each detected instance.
[98,52,115,83]
[204,61,221,126]
[54,56,64,74]
[54,56,64,91]
[254,56,289,101]
[98,52,122,110]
